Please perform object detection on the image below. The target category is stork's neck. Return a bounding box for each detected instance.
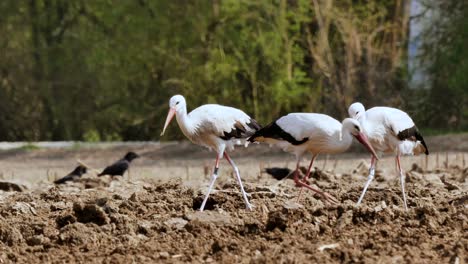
[175,107,196,137]
[340,129,354,147]
[330,129,353,152]
[357,114,370,135]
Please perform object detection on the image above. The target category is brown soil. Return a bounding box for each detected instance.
[0,163,467,263]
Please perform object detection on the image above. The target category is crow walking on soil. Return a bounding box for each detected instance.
[98,152,139,179]
[264,166,308,181]
[264,167,292,180]
[54,165,87,184]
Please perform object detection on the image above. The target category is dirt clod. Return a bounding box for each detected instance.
[0,223,24,246]
[10,202,37,215]
[56,214,76,228]
[73,202,109,225]
[0,162,466,263]
[164,217,188,230]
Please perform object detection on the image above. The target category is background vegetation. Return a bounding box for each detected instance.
[0,0,466,141]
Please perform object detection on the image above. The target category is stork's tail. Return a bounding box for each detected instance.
[248,118,287,143]
[398,126,429,155]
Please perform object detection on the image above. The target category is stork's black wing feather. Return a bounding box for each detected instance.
[220,119,262,140]
[98,159,129,177]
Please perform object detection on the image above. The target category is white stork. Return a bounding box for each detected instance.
[348,102,429,210]
[160,95,261,211]
[248,113,379,204]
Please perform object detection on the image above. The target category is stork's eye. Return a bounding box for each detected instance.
[176,101,180,105]
[354,125,360,131]
[356,111,359,115]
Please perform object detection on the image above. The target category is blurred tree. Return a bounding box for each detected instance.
[303,0,410,117]
[1,0,454,141]
[413,1,468,130]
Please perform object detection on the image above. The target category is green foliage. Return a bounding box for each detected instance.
[19,143,40,151]
[1,0,461,141]
[83,130,101,143]
[414,1,468,130]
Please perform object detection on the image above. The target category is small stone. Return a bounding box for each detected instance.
[11,202,37,215]
[129,193,138,202]
[254,250,262,258]
[283,200,304,210]
[336,210,353,229]
[137,220,153,235]
[374,201,387,212]
[50,201,68,211]
[26,235,50,246]
[318,243,339,251]
[120,234,139,247]
[185,211,232,226]
[95,198,108,206]
[164,218,188,230]
[159,252,170,259]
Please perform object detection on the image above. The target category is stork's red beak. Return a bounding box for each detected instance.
[160,107,176,136]
[354,132,379,160]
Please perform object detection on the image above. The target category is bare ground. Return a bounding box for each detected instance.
[0,135,467,263]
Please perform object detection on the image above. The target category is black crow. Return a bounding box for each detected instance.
[54,165,87,184]
[98,152,139,178]
[264,167,292,180]
[264,166,308,181]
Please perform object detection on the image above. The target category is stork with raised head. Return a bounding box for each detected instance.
[348,102,429,210]
[248,113,379,204]
[160,95,261,211]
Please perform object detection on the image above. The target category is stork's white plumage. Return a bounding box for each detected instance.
[160,95,261,211]
[249,113,379,204]
[348,102,429,210]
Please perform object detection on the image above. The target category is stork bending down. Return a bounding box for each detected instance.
[348,102,429,210]
[249,113,378,204]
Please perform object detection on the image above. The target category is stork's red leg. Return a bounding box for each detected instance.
[296,154,318,202]
[199,154,221,211]
[294,156,338,204]
[293,160,301,187]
